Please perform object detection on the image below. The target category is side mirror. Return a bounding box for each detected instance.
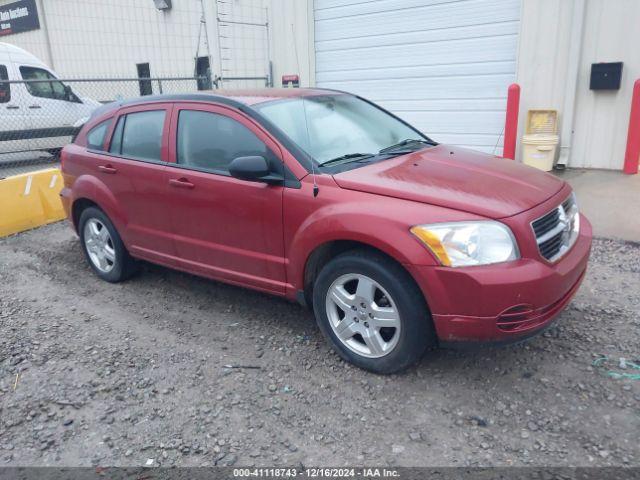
[229,156,281,184]
[64,85,73,101]
[63,84,80,103]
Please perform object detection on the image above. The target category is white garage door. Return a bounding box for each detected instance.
[314,0,521,154]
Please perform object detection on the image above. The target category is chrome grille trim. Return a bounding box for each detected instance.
[531,194,579,262]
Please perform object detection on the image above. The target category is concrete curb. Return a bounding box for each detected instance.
[0,168,65,237]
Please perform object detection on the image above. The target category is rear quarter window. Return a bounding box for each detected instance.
[86,119,111,151]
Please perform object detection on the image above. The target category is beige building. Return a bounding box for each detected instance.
[2,0,638,171]
[517,0,640,170]
[303,0,639,171]
[0,0,312,88]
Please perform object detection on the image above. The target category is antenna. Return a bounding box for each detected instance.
[290,23,317,196]
[291,23,301,77]
[311,159,319,198]
[300,98,319,197]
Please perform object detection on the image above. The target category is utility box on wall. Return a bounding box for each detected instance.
[153,0,172,11]
[590,62,623,90]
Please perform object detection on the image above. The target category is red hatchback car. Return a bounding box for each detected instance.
[60,89,592,373]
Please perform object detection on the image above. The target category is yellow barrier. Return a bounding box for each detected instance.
[0,168,66,237]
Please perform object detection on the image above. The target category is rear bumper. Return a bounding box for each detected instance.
[59,186,75,230]
[406,214,592,344]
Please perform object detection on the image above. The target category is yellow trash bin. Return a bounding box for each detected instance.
[522,134,559,172]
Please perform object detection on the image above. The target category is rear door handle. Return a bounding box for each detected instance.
[98,165,117,174]
[6,105,19,110]
[169,178,195,189]
[28,105,42,109]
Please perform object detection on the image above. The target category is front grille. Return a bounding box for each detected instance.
[531,194,579,262]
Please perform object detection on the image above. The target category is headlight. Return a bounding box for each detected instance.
[567,192,580,237]
[410,221,519,267]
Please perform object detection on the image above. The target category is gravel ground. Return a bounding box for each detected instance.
[0,222,638,467]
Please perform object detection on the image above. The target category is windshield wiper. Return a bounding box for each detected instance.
[317,153,375,167]
[378,138,433,154]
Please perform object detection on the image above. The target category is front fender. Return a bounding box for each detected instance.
[285,185,485,294]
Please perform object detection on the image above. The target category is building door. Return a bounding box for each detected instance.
[136,63,152,96]
[314,0,521,155]
[195,56,212,90]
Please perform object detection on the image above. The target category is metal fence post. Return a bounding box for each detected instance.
[503,83,521,160]
[623,79,640,174]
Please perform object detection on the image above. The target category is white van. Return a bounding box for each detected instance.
[0,42,100,156]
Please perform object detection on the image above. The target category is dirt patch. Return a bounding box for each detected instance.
[0,223,638,467]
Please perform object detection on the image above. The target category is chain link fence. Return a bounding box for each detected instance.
[0,75,269,179]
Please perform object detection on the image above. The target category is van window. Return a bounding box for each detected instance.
[111,110,165,162]
[0,65,9,103]
[19,66,79,102]
[86,120,111,151]
[177,110,269,173]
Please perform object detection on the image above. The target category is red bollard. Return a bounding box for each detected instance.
[623,79,640,174]
[503,83,520,160]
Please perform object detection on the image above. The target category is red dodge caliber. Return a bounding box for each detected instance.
[60,89,592,373]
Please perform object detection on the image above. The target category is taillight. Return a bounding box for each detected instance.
[60,148,67,171]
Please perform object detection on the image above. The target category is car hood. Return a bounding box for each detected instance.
[332,144,565,219]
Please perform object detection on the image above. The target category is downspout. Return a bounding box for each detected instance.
[306,0,316,87]
[557,0,586,168]
[36,0,55,69]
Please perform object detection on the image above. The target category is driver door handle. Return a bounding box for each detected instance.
[28,105,42,109]
[169,178,195,189]
[6,105,19,110]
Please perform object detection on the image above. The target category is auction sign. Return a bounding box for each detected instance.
[0,0,40,37]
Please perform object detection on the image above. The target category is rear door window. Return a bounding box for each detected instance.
[109,116,125,155]
[110,110,166,162]
[0,65,10,103]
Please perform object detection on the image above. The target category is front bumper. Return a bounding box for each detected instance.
[406,213,592,344]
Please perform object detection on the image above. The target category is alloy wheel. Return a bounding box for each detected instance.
[83,218,116,273]
[325,273,401,358]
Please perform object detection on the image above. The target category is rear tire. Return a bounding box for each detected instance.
[78,207,138,283]
[312,249,435,374]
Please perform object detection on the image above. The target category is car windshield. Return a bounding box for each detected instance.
[254,94,432,165]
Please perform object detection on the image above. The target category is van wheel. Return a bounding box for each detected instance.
[45,148,62,159]
[78,207,138,282]
[312,249,435,374]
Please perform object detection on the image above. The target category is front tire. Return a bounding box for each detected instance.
[312,249,435,374]
[78,207,138,282]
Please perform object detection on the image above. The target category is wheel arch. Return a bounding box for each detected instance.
[68,174,128,235]
[71,198,99,232]
[301,239,429,312]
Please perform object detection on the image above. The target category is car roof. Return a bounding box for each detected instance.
[89,88,345,120]
[202,88,342,106]
[103,88,343,111]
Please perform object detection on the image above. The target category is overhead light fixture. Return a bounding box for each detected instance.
[153,0,172,10]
